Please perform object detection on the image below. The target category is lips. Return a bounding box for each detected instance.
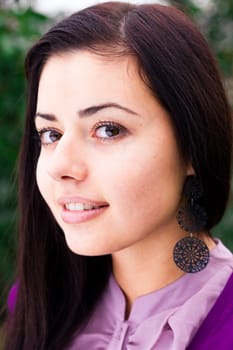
[58,196,109,224]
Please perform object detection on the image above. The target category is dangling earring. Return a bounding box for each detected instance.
[173,175,209,273]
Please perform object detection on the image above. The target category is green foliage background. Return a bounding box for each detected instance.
[0,0,232,315]
[0,3,52,315]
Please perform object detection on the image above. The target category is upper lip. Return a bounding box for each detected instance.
[57,196,109,208]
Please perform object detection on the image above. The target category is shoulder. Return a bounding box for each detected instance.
[188,271,233,350]
[7,283,18,314]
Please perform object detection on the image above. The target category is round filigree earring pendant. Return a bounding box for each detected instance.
[173,235,209,273]
[174,176,210,273]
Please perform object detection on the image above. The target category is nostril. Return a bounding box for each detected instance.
[48,164,88,182]
[61,175,73,180]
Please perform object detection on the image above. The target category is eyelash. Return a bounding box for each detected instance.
[36,121,127,146]
[91,121,127,141]
[37,128,61,146]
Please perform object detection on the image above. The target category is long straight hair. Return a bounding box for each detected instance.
[5,2,232,349]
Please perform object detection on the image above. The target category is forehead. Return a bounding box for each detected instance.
[36,50,160,118]
[39,50,138,89]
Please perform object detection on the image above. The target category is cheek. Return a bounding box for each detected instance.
[36,156,50,202]
[105,147,186,223]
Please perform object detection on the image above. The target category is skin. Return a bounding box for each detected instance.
[35,50,214,312]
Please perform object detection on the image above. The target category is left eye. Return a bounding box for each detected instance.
[38,129,62,145]
[94,122,125,139]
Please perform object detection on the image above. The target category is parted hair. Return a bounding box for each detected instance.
[6,2,232,349]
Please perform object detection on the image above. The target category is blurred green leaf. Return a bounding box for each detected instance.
[0,4,52,311]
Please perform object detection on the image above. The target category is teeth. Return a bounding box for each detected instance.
[65,203,98,211]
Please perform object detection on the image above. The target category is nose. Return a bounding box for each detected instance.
[47,133,88,182]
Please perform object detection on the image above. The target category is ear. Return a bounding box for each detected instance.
[186,162,195,176]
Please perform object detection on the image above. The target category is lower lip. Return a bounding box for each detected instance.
[61,206,108,224]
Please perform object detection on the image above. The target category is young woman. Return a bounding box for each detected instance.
[5,2,233,349]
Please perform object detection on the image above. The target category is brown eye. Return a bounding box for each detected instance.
[94,122,126,139]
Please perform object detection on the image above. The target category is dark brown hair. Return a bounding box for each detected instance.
[5,2,232,349]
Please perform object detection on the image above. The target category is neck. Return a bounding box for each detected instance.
[112,229,215,317]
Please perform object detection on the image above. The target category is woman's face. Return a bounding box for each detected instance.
[35,50,192,256]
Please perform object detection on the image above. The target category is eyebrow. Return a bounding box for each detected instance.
[78,103,139,117]
[35,102,139,121]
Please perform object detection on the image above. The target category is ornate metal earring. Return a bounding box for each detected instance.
[173,176,209,273]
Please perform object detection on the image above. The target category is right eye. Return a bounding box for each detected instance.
[37,128,62,145]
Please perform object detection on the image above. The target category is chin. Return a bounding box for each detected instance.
[64,238,111,257]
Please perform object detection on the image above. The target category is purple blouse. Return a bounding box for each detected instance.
[67,240,233,349]
[187,269,233,349]
[8,240,233,349]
